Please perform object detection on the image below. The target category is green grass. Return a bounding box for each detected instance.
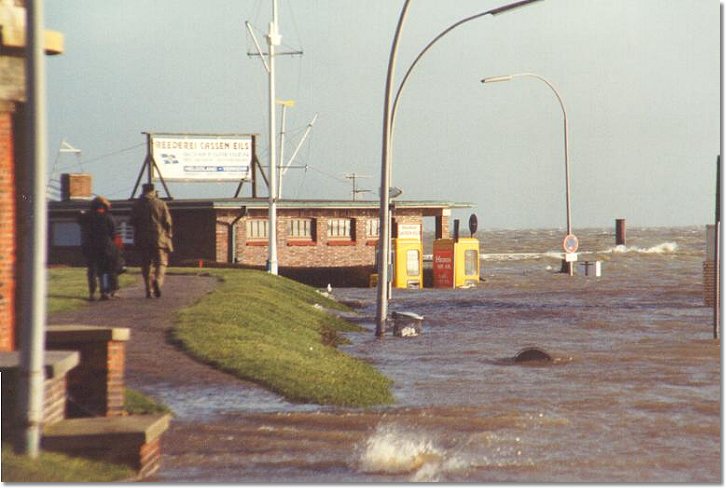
[1,442,135,482]
[2,388,167,482]
[124,388,172,415]
[172,269,394,407]
[47,267,137,314]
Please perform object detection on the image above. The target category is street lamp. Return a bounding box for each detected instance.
[481,72,573,274]
[375,0,544,336]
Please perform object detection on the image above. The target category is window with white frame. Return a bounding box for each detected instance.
[288,218,313,239]
[116,219,135,245]
[327,218,352,239]
[246,219,269,240]
[365,218,379,238]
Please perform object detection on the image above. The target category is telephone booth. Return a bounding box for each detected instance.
[432,237,480,288]
[391,238,423,289]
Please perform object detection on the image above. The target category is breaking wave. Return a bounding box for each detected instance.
[357,424,465,481]
[603,242,679,255]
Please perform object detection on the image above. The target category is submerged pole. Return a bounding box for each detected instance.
[615,218,626,246]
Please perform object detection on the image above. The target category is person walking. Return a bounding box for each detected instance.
[85,196,119,300]
[130,183,173,298]
[78,206,98,301]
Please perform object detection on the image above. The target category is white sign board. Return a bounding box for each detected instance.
[151,134,252,182]
[398,224,422,240]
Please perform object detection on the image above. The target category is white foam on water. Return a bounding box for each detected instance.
[604,242,679,255]
[357,424,462,481]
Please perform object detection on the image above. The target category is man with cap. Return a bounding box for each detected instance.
[130,183,173,298]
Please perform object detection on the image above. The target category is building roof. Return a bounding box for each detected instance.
[48,197,473,216]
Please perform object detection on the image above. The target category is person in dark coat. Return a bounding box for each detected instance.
[86,196,120,300]
[78,208,99,301]
[130,183,173,298]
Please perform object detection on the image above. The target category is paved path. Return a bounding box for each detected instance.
[49,273,247,392]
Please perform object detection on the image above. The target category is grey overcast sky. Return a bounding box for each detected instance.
[45,0,720,230]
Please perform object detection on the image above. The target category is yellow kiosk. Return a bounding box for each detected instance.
[391,237,423,289]
[432,237,480,288]
[369,223,424,289]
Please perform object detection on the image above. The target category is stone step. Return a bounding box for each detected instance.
[42,413,171,479]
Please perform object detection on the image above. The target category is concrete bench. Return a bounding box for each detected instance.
[43,413,172,479]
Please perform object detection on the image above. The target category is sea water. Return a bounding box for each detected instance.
[156,226,720,483]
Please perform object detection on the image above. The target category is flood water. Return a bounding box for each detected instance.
[156,226,720,483]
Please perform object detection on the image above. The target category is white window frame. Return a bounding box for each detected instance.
[327,218,352,239]
[365,218,380,238]
[288,218,313,239]
[116,218,135,245]
[246,219,269,240]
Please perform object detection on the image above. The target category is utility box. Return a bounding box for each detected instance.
[391,238,423,289]
[433,237,480,288]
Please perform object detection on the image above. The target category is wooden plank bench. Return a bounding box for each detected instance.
[42,413,172,479]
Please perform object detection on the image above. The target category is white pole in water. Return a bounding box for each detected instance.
[266,0,280,275]
[17,0,48,457]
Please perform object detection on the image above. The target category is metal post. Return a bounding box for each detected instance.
[16,0,48,458]
[714,155,720,340]
[266,0,280,275]
[481,72,572,274]
[375,0,411,336]
[277,101,288,198]
[615,218,626,246]
[375,0,543,335]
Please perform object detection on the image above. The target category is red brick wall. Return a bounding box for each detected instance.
[0,108,16,351]
[45,338,126,417]
[1,369,68,437]
[235,208,395,269]
[42,375,68,426]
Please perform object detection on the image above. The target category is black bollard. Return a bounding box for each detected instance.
[615,219,626,246]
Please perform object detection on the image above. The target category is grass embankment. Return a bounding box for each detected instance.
[172,269,394,407]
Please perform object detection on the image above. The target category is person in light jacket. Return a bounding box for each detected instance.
[130,183,173,298]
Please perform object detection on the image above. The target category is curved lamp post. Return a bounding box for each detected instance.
[481,72,573,274]
[375,0,543,336]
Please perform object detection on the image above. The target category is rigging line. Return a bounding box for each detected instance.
[79,143,146,167]
[294,162,307,199]
[304,164,349,184]
[285,0,304,53]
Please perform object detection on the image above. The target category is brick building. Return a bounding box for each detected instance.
[1,0,63,352]
[48,192,470,287]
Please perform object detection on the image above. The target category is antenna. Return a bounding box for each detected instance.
[344,173,372,201]
[47,139,82,200]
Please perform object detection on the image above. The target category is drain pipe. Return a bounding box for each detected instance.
[220,206,247,264]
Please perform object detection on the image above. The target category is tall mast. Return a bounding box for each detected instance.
[266,0,280,274]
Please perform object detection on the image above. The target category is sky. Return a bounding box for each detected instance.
[44,0,720,230]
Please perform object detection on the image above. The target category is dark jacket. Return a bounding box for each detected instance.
[86,206,117,272]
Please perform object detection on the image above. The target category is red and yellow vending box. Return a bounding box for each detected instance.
[432,237,480,288]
